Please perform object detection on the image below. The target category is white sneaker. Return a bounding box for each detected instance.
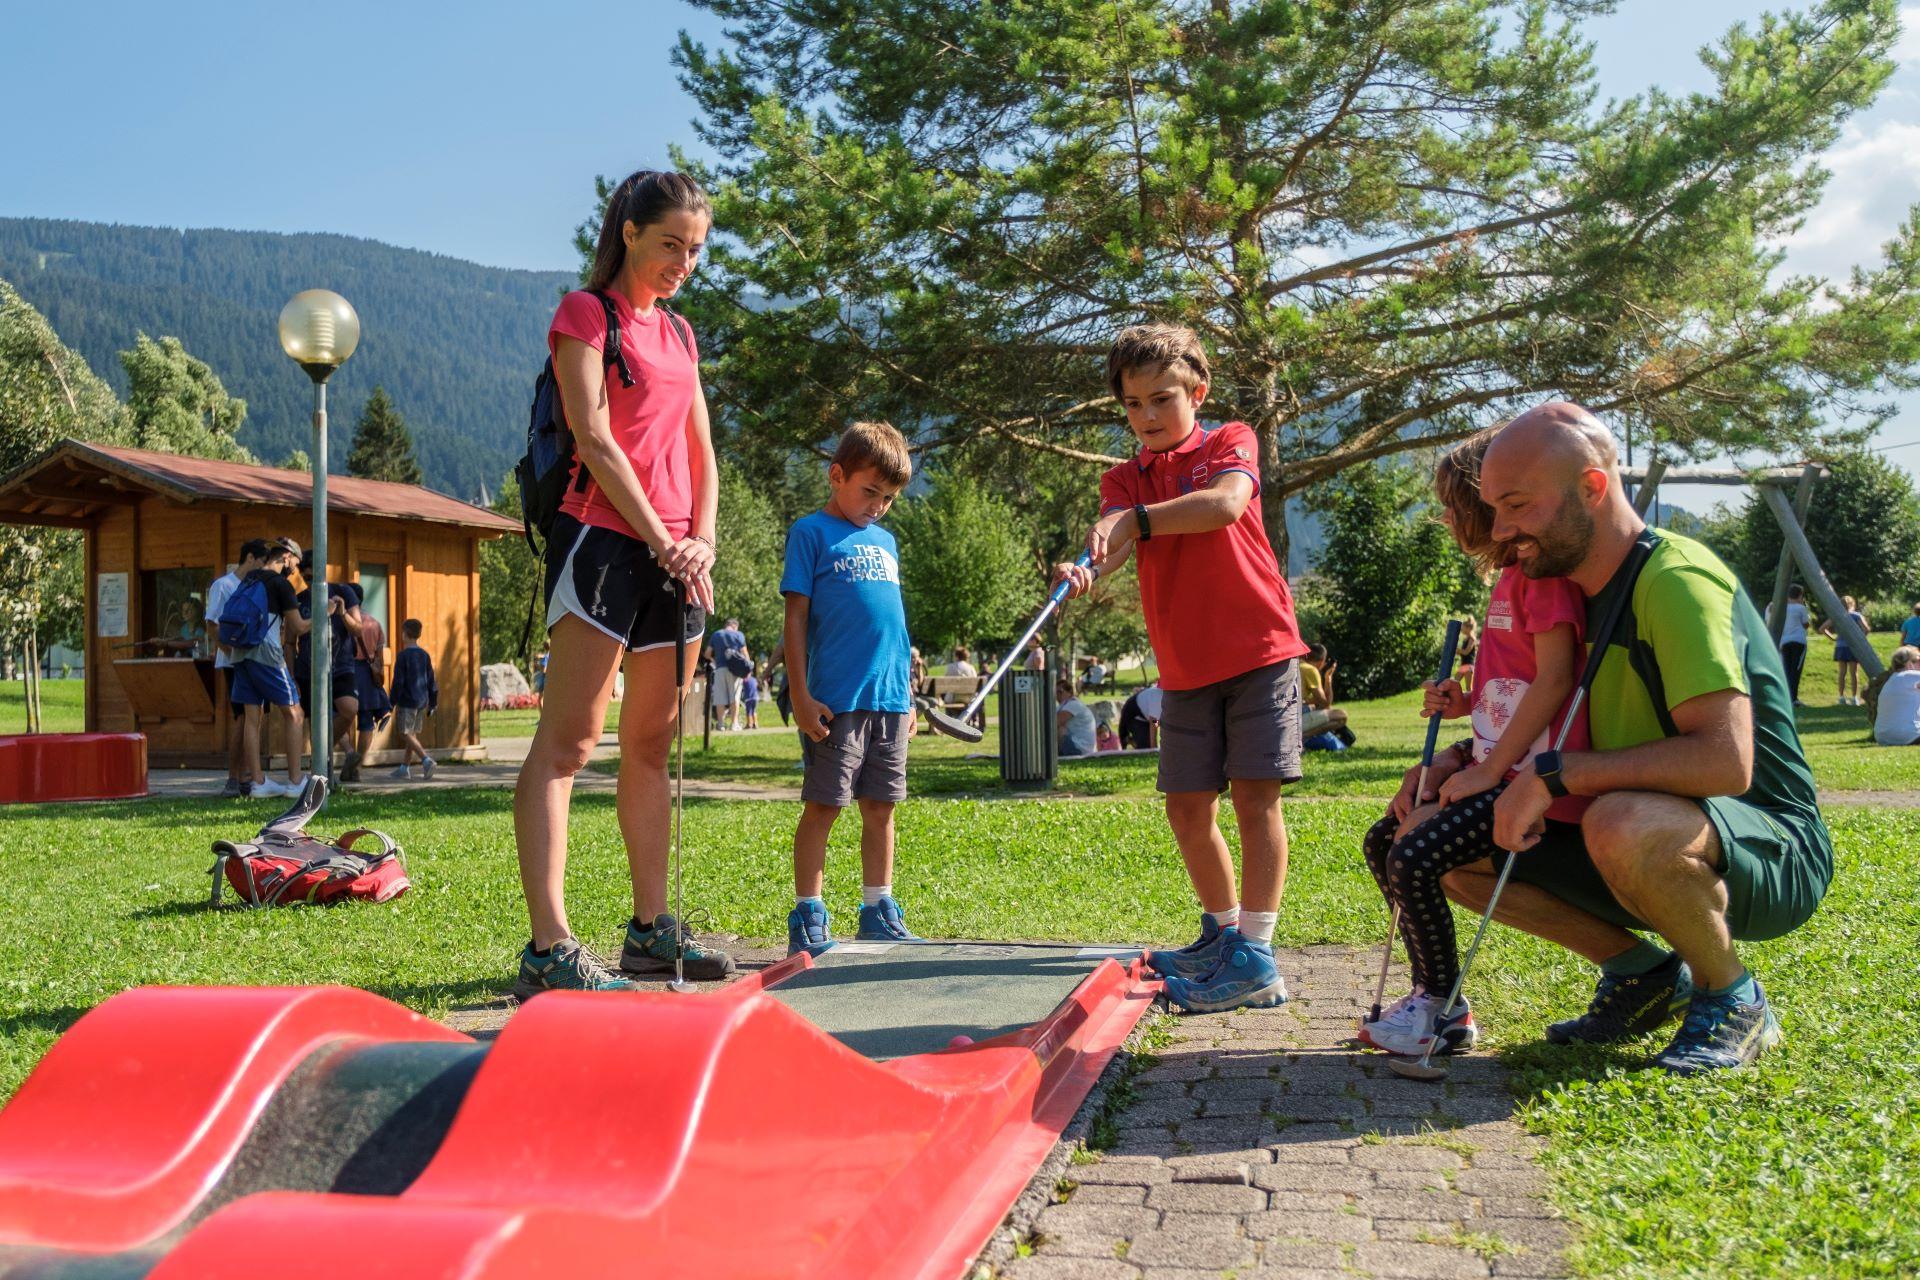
[1359,990,1436,1051]
[253,777,295,798]
[389,765,413,780]
[422,757,436,779]
[1368,992,1479,1056]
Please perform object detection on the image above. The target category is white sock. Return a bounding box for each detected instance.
[1203,905,1241,931]
[797,895,825,910]
[862,884,891,907]
[1238,911,1278,944]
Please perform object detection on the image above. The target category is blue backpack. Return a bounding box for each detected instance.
[218,578,273,650]
[515,290,694,555]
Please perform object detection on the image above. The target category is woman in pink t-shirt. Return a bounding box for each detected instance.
[512,169,734,997]
[1357,426,1587,1058]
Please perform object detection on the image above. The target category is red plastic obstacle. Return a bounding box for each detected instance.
[158,964,1151,1279]
[0,986,467,1251]
[0,733,146,803]
[0,962,1153,1279]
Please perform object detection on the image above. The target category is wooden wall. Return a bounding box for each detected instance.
[85,496,491,765]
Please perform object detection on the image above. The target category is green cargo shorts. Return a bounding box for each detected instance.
[1499,798,1833,942]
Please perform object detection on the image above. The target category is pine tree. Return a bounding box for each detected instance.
[345,387,424,486]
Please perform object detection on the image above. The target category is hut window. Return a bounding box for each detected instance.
[142,567,216,659]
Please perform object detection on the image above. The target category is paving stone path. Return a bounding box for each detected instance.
[987,945,1572,1280]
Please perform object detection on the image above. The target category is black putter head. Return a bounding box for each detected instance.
[927,706,984,743]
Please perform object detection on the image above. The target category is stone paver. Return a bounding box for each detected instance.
[986,945,1572,1279]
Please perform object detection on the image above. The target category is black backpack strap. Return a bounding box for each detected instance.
[588,289,636,388]
[658,303,696,361]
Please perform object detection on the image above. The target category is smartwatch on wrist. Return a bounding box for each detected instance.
[1533,749,1569,798]
[1133,504,1152,542]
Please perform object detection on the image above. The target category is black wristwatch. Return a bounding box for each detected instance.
[1133,503,1152,542]
[1533,749,1569,798]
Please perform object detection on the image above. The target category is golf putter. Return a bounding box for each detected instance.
[667,581,695,995]
[927,549,1098,742]
[1390,534,1657,1081]
[1364,618,1463,1033]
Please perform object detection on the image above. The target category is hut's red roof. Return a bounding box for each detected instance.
[0,440,519,534]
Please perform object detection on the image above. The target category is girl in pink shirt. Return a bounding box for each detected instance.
[1358,426,1587,1058]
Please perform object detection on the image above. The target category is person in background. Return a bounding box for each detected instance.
[1454,615,1479,692]
[949,645,978,678]
[1057,676,1097,757]
[533,646,550,697]
[909,645,928,694]
[1298,644,1350,748]
[1819,595,1870,706]
[1869,646,1920,746]
[389,618,440,779]
[1778,584,1811,706]
[706,616,751,730]
[1901,602,1920,649]
[353,589,392,774]
[209,539,272,797]
[742,662,762,730]
[176,597,209,658]
[1084,655,1109,690]
[1119,678,1162,749]
[1024,635,1046,671]
[226,541,309,799]
[1093,699,1121,752]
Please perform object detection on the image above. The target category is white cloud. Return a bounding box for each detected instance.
[1898,6,1920,68]
[1778,119,1920,280]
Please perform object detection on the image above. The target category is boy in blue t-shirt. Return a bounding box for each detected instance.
[780,421,919,953]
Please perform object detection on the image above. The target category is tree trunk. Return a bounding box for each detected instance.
[1255,419,1292,573]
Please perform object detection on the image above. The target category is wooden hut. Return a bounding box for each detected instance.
[0,439,519,767]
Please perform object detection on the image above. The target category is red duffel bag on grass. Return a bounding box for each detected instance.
[209,776,411,908]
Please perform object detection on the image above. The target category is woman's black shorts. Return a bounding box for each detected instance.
[543,512,706,652]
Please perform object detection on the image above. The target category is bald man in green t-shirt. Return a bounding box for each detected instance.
[1392,402,1832,1075]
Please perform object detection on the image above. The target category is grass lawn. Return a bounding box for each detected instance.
[0,678,84,734]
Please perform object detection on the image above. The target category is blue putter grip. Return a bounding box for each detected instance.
[1050,549,1096,605]
[1420,619,1464,767]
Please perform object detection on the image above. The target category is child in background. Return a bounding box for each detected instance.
[781,422,921,953]
[742,663,761,730]
[1357,425,1594,1057]
[388,618,439,780]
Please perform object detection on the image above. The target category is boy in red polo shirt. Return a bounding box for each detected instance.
[1055,324,1308,1012]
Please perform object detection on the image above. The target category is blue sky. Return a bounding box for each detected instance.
[3,0,1917,479]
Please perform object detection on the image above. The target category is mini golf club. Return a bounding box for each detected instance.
[668,582,695,995]
[1387,533,1657,1082]
[928,550,1097,743]
[1363,618,1463,1034]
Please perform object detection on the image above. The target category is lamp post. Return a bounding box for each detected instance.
[277,290,360,790]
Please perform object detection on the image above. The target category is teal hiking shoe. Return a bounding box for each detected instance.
[1161,930,1289,1013]
[620,912,738,980]
[1144,914,1228,981]
[855,895,921,942]
[1652,981,1783,1076]
[512,938,641,1000]
[787,899,834,956]
[1547,954,1692,1045]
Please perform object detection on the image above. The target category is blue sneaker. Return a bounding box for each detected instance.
[512,939,641,1001]
[787,899,834,956]
[1161,930,1289,1013]
[855,895,921,942]
[1144,914,1228,980]
[1652,980,1782,1076]
[1547,953,1692,1045]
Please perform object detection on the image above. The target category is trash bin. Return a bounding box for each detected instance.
[999,665,1057,790]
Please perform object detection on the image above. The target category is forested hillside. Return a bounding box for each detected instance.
[0,218,574,498]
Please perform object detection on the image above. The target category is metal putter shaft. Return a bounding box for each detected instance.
[667,582,695,995]
[1389,536,1656,1081]
[1365,619,1463,1030]
[927,550,1097,743]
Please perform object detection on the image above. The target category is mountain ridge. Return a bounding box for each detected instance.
[0,216,578,499]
